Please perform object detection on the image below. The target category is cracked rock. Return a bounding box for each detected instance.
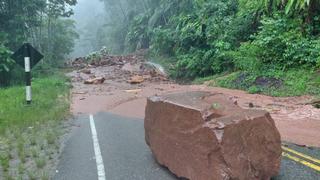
[145,91,281,180]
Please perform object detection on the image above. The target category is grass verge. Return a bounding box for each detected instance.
[0,73,71,179]
[0,74,70,132]
[194,69,320,97]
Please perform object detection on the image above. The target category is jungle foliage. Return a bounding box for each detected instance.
[0,0,78,86]
[97,0,320,96]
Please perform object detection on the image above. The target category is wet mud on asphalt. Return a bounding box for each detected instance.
[68,62,320,147]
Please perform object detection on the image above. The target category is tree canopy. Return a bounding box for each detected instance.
[93,0,320,79]
[0,0,78,86]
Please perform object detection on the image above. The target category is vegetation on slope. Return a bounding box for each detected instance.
[96,0,320,96]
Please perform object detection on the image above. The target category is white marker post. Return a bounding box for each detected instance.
[11,43,43,104]
[24,47,32,104]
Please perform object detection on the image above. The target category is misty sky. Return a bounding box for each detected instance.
[70,0,106,58]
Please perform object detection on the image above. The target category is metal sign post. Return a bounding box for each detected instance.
[24,45,32,104]
[11,43,44,104]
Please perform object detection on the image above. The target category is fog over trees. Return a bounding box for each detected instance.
[0,0,78,86]
[71,0,106,58]
[1,0,320,95]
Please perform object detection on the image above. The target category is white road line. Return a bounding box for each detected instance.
[90,114,106,180]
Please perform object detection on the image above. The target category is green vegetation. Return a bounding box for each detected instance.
[35,156,46,169]
[95,0,320,97]
[194,69,320,97]
[0,0,78,87]
[0,75,70,132]
[0,74,70,178]
[0,1,75,178]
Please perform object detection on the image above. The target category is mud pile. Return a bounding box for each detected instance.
[67,51,168,84]
[69,53,142,68]
[145,91,282,180]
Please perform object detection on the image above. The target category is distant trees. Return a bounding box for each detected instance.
[97,0,320,79]
[0,0,78,86]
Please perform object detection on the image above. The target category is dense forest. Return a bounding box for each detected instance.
[91,0,320,96]
[1,0,320,95]
[0,0,78,86]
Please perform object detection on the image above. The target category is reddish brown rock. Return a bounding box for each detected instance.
[127,75,144,84]
[84,77,105,85]
[145,91,281,180]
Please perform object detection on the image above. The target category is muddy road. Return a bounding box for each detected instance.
[67,55,320,147]
[54,53,320,179]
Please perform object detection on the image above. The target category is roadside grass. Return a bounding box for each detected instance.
[151,55,320,99]
[150,55,320,98]
[0,74,70,133]
[0,73,71,178]
[35,156,46,169]
[193,69,320,97]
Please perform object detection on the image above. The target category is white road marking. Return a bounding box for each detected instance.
[90,114,106,180]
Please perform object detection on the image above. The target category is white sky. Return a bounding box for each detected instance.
[70,0,106,58]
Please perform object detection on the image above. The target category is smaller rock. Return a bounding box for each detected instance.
[89,75,96,79]
[84,77,106,85]
[80,69,91,74]
[128,75,144,84]
[122,63,141,73]
[125,89,142,94]
[306,99,320,109]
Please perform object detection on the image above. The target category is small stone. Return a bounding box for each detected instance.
[80,69,91,74]
[249,102,254,108]
[127,75,144,84]
[84,77,105,85]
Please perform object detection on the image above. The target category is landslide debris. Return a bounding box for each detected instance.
[145,91,282,180]
[67,49,168,85]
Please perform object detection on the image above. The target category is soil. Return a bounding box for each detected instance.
[68,54,320,148]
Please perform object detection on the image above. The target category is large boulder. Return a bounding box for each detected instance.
[145,91,281,180]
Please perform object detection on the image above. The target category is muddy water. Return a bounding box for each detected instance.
[68,66,320,147]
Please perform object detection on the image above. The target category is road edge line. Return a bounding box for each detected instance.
[90,114,106,180]
[282,152,320,172]
[282,146,320,165]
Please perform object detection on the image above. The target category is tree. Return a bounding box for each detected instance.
[0,0,78,86]
[42,19,79,65]
[0,33,14,86]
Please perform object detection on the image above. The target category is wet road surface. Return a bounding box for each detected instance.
[54,112,320,180]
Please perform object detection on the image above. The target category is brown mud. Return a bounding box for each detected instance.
[67,54,320,147]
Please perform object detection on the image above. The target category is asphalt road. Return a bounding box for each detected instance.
[54,112,320,180]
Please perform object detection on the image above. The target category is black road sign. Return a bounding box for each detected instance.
[11,43,44,69]
[11,43,44,104]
